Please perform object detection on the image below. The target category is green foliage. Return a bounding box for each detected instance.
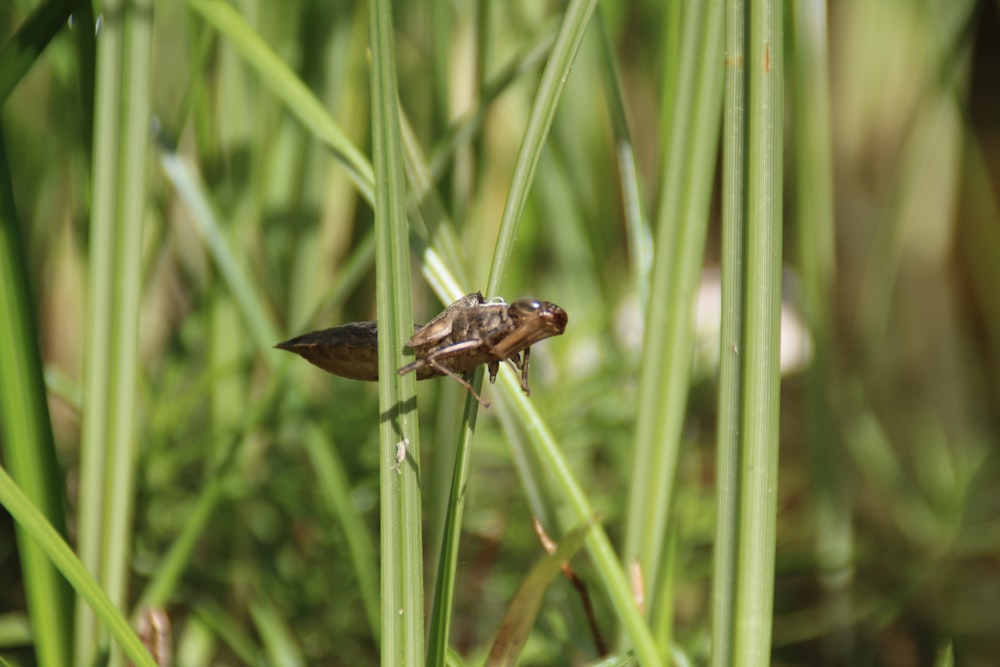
[1,0,999,665]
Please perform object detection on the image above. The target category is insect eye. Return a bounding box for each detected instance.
[510,298,541,314]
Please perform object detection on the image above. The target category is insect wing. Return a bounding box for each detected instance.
[405,292,485,348]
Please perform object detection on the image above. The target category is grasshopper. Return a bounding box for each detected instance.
[275,292,568,406]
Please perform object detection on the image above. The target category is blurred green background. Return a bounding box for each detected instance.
[2,0,1000,665]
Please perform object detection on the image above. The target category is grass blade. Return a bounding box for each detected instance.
[713,0,784,664]
[0,117,74,667]
[368,0,423,664]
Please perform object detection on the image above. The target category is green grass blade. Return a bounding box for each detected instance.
[0,118,74,667]
[714,0,784,664]
[0,466,157,667]
[76,0,125,659]
[622,1,724,634]
[103,8,155,667]
[369,0,423,664]
[714,0,748,659]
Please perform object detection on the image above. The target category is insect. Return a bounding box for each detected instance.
[275,292,568,407]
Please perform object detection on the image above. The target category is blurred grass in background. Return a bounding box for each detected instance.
[1,0,999,665]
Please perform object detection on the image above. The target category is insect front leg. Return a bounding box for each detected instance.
[486,343,533,396]
[518,347,532,395]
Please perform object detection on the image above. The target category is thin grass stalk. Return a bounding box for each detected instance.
[369,0,422,663]
[790,0,853,661]
[470,0,492,221]
[713,0,746,658]
[622,0,724,633]
[0,121,74,667]
[474,1,662,660]
[75,0,125,659]
[714,0,784,664]
[103,7,154,667]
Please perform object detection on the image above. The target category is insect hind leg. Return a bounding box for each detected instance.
[425,358,490,407]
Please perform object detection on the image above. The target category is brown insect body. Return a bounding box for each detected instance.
[275,292,568,405]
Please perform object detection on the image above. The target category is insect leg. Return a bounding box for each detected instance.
[482,341,531,396]
[518,347,532,394]
[424,358,490,407]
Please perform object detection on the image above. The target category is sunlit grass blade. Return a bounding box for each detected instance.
[75,0,124,655]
